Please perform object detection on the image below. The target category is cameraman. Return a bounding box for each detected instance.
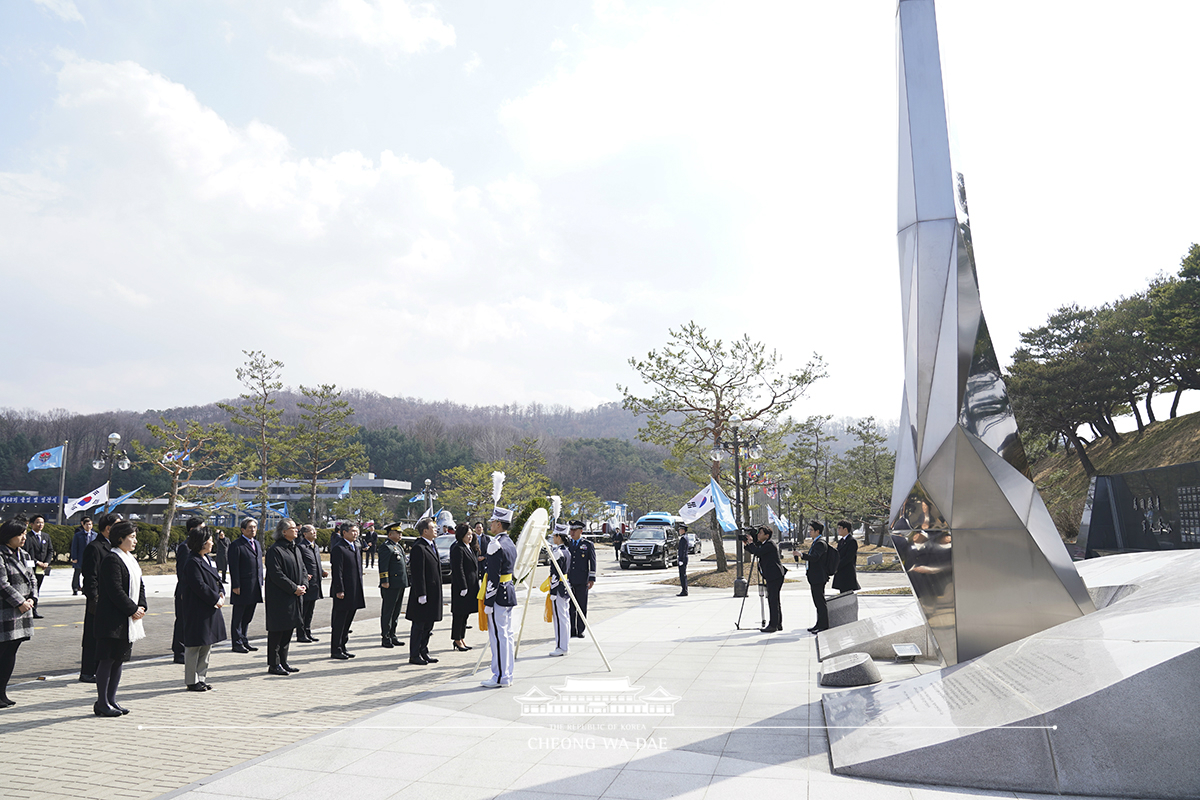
[743,526,785,633]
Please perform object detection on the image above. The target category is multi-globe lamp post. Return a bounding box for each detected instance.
[710,417,762,598]
[92,432,131,502]
[423,478,438,519]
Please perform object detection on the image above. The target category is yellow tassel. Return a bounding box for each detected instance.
[479,596,488,631]
[539,576,551,593]
[544,593,553,623]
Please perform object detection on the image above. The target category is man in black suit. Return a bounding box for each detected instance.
[801,520,831,633]
[745,526,786,632]
[228,518,264,652]
[676,525,690,597]
[329,522,365,659]
[79,513,120,682]
[296,524,325,642]
[405,518,442,665]
[22,515,54,618]
[832,520,860,593]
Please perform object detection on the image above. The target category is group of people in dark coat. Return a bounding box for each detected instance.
[801,519,860,634]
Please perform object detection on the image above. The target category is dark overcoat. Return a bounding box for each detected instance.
[298,537,324,599]
[405,537,443,622]
[81,534,112,610]
[227,534,264,605]
[1,545,36,642]
[95,551,147,641]
[214,534,229,571]
[832,534,860,591]
[449,540,478,616]
[181,555,227,647]
[329,537,365,611]
[265,537,306,631]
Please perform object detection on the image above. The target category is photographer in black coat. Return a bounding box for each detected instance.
[801,520,831,633]
[744,526,786,633]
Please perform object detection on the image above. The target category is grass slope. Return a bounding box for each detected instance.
[1031,410,1200,539]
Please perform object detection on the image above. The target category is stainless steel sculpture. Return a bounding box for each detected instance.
[890,0,1094,665]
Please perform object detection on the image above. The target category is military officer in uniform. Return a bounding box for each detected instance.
[377,527,409,648]
[547,527,571,657]
[480,507,517,688]
[566,521,596,638]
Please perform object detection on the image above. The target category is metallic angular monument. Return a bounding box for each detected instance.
[889,0,1094,665]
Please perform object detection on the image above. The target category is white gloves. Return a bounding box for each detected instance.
[418,595,427,604]
[460,589,467,596]
[487,537,501,555]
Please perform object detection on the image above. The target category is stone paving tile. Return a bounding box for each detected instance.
[600,769,711,800]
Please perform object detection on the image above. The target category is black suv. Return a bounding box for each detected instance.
[619,526,680,570]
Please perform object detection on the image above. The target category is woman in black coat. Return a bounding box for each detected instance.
[264,519,306,675]
[449,524,479,651]
[94,521,147,717]
[180,527,226,691]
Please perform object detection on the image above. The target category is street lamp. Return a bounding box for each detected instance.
[423,478,438,519]
[710,417,763,598]
[92,432,131,500]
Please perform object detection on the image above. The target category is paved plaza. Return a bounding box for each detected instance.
[2,562,1130,800]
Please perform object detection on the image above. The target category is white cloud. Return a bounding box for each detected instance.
[267,49,357,81]
[33,0,84,23]
[0,55,659,413]
[462,51,481,75]
[286,0,454,54]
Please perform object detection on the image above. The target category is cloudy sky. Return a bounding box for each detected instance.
[3,0,1198,425]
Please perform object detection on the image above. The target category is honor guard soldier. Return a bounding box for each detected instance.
[547,526,571,656]
[480,507,518,688]
[566,521,596,638]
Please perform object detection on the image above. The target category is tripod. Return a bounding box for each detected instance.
[734,537,767,630]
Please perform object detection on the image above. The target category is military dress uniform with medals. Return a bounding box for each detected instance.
[377,535,409,647]
[481,507,518,688]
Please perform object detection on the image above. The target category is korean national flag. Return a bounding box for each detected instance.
[65,483,110,517]
[678,483,713,524]
[27,446,64,471]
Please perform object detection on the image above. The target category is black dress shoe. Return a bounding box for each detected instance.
[187,683,207,692]
[201,682,213,690]
[1,697,16,708]
[245,645,259,651]
[391,637,405,646]
[79,674,96,683]
[677,592,688,596]
[173,654,186,664]
[408,657,429,665]
[232,645,250,653]
[93,702,121,718]
[381,638,394,648]
[267,665,290,676]
[33,613,44,619]
[331,652,351,660]
[423,656,438,663]
[308,637,320,642]
[806,626,819,633]
[282,664,300,673]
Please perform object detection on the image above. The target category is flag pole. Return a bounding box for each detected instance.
[56,440,69,524]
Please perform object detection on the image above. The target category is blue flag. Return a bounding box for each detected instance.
[217,474,239,488]
[105,485,146,513]
[710,478,738,533]
[338,480,350,498]
[27,446,64,471]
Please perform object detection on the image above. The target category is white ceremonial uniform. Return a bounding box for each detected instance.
[483,535,518,687]
[549,544,571,655]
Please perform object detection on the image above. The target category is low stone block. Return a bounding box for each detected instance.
[827,591,858,628]
[819,652,881,687]
[866,553,884,565]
